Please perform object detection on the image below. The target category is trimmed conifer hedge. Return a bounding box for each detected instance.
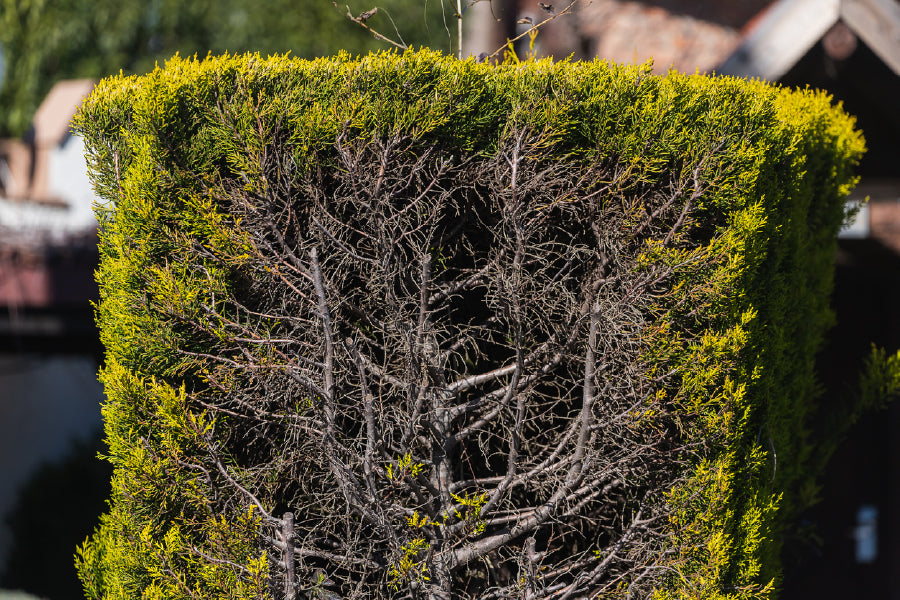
[74,50,864,600]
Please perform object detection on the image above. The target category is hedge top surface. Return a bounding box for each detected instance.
[78,49,862,209]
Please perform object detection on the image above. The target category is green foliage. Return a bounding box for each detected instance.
[387,538,430,590]
[75,361,269,600]
[385,452,425,482]
[0,0,449,136]
[75,50,866,599]
[858,346,900,413]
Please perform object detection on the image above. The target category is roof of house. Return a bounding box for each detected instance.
[0,79,98,241]
[528,0,900,79]
[719,0,900,79]
[529,0,770,73]
[573,0,772,74]
[31,79,94,148]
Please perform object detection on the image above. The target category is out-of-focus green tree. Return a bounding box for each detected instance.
[0,0,452,137]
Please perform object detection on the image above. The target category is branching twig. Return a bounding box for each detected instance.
[150,107,724,597]
[336,3,409,50]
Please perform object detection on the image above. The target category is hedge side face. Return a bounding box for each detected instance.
[74,51,863,600]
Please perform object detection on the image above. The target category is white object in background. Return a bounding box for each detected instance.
[853,504,878,564]
[838,200,870,239]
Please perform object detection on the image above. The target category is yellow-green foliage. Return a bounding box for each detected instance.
[75,50,864,599]
[76,362,269,600]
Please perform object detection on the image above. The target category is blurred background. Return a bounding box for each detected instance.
[0,1,897,598]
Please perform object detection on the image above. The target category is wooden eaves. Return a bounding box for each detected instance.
[718,0,900,79]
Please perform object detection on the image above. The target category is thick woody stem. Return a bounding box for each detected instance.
[282,512,296,600]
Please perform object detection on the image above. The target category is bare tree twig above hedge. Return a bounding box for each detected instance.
[338,0,582,60]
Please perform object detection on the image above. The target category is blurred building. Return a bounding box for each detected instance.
[466,0,900,597]
[0,79,104,588]
[0,78,99,352]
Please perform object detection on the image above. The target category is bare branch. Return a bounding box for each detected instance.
[335,3,409,50]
